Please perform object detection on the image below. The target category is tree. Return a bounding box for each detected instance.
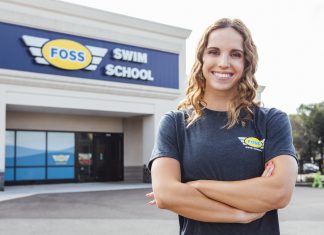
[293,102,324,169]
[289,114,309,160]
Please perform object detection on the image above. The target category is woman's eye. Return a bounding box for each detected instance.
[231,52,242,58]
[208,50,219,55]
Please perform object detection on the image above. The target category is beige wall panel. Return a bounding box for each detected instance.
[123,117,143,167]
[6,111,123,133]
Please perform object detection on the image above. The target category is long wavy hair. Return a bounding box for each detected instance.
[178,18,259,128]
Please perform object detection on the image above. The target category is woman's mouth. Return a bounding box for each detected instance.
[211,72,234,80]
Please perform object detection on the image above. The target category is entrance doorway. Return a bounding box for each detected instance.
[76,132,123,182]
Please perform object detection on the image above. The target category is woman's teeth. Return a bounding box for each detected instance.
[212,72,233,79]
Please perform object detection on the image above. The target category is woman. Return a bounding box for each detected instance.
[147,18,297,235]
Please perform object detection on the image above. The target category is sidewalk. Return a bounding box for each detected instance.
[0,180,317,203]
[0,181,152,202]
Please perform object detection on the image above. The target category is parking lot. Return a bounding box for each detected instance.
[0,185,323,235]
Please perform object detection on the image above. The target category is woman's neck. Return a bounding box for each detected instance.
[203,90,235,111]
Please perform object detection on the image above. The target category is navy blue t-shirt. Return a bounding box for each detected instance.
[149,107,296,235]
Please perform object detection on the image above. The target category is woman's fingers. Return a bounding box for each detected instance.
[146,192,154,198]
[148,199,156,205]
[146,192,156,205]
[241,211,266,224]
[262,161,274,177]
[265,165,274,177]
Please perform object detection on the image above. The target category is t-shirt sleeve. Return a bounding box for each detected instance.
[148,112,181,171]
[264,108,297,162]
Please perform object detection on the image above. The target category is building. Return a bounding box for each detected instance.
[0,0,191,190]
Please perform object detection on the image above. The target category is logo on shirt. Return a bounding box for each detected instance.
[238,137,265,152]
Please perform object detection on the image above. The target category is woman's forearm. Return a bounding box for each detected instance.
[153,181,263,223]
[189,156,297,213]
[150,157,267,222]
[190,177,277,213]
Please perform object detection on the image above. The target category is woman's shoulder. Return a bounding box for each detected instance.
[160,110,186,123]
[165,109,191,118]
[161,109,191,129]
[256,106,288,119]
[164,109,185,117]
[255,106,290,129]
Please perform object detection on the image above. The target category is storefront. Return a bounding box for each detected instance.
[0,0,191,189]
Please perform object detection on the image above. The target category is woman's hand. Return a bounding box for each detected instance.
[240,160,275,224]
[262,161,274,177]
[238,161,274,223]
[237,210,266,224]
[146,192,156,205]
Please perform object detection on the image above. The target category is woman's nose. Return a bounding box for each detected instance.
[218,54,230,68]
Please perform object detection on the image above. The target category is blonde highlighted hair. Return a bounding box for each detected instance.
[178,18,259,128]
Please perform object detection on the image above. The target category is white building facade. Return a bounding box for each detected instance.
[0,0,191,190]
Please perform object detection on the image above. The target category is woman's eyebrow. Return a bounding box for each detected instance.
[205,46,219,50]
[206,47,243,53]
[231,49,244,53]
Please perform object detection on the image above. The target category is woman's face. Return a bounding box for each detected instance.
[202,27,244,96]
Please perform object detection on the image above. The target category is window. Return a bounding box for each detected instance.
[5,131,15,181]
[47,132,75,179]
[16,131,46,180]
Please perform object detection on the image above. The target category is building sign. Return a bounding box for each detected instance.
[0,22,179,89]
[105,48,153,81]
[22,35,107,71]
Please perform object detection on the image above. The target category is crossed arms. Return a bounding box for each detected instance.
[147,155,297,223]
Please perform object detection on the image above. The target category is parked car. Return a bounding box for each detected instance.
[303,163,319,174]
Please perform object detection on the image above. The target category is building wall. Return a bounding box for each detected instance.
[6,111,123,133]
[0,0,191,188]
[123,118,143,167]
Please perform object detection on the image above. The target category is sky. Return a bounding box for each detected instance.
[60,0,324,114]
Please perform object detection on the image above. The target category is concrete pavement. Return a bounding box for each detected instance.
[279,186,324,235]
[0,183,323,235]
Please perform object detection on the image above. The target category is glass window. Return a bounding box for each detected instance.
[16,167,45,180]
[16,131,46,166]
[5,131,15,167]
[47,132,75,166]
[47,167,74,179]
[5,168,14,181]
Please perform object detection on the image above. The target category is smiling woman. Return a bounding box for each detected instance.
[202,27,244,97]
[147,18,298,235]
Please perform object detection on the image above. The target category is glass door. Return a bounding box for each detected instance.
[93,133,110,181]
[109,133,124,181]
[93,133,123,181]
[76,133,94,181]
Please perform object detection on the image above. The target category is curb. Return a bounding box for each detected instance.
[295,183,312,187]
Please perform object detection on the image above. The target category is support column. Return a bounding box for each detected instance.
[142,114,159,183]
[142,115,156,167]
[0,89,6,191]
[142,104,178,169]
